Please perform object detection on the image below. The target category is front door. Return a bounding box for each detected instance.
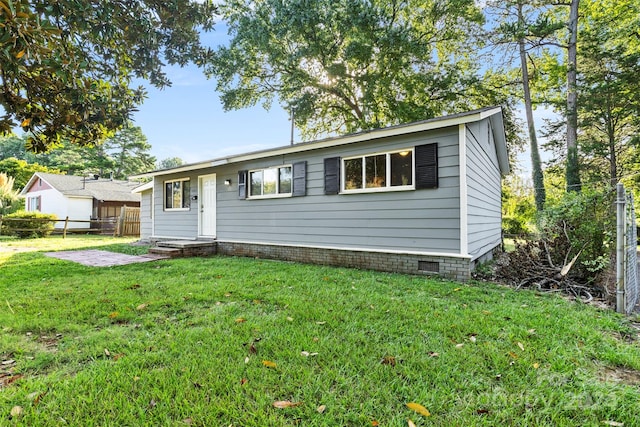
[198,174,216,237]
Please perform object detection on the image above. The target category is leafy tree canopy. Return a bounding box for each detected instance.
[207,0,485,140]
[0,156,59,189]
[0,0,216,152]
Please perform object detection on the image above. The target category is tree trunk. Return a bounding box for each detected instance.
[566,0,581,192]
[518,3,546,211]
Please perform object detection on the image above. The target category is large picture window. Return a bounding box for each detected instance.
[164,178,190,210]
[249,165,292,198]
[343,149,413,192]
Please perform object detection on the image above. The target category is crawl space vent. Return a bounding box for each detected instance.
[418,261,439,273]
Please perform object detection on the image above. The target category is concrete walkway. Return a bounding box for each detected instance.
[44,249,169,267]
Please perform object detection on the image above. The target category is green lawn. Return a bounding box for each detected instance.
[1,236,639,426]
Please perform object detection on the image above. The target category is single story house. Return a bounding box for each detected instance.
[133,106,509,281]
[21,172,141,231]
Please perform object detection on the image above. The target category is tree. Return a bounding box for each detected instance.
[208,0,485,140]
[158,157,185,170]
[0,157,58,189]
[564,0,581,192]
[486,0,560,211]
[576,0,640,188]
[0,0,216,152]
[101,125,156,179]
[0,172,21,214]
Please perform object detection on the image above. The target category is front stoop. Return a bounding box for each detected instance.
[148,240,217,258]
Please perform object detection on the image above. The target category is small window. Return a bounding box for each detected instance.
[249,165,292,198]
[342,149,413,193]
[164,178,190,210]
[27,196,41,212]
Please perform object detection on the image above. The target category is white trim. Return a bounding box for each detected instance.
[216,239,472,260]
[459,124,468,257]
[132,107,505,179]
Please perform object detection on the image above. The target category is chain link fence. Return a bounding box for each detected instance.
[623,190,638,314]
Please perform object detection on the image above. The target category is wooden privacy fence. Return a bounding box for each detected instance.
[0,211,140,238]
[115,206,140,237]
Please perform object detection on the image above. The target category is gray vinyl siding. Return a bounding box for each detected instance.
[220,128,460,253]
[139,189,153,241]
[465,120,502,260]
[152,127,462,254]
[152,174,199,239]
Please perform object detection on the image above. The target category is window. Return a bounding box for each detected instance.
[27,196,41,212]
[164,178,190,210]
[342,149,413,192]
[248,165,292,198]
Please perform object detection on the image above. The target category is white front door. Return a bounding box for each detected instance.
[198,174,216,237]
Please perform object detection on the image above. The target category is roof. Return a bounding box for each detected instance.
[131,106,510,179]
[21,172,141,202]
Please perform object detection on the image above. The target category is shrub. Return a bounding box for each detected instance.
[1,210,57,238]
[537,189,615,280]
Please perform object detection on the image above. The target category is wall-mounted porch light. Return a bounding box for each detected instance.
[224,179,232,186]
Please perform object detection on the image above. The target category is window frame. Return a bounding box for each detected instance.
[163,178,191,211]
[247,165,293,199]
[341,148,415,194]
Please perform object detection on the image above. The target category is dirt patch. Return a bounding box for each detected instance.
[599,365,640,386]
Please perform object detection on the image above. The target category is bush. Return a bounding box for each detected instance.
[537,189,615,280]
[1,210,57,238]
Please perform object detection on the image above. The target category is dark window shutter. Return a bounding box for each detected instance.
[292,161,307,197]
[415,143,438,189]
[324,157,340,195]
[238,170,248,199]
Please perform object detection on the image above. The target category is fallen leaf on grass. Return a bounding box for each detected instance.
[240,378,248,386]
[407,419,417,427]
[235,318,246,323]
[407,402,431,417]
[113,353,125,361]
[108,312,119,319]
[301,351,319,357]
[469,335,477,343]
[477,408,490,415]
[244,356,250,364]
[136,303,147,311]
[316,321,326,325]
[517,342,525,351]
[262,360,277,368]
[428,351,440,357]
[183,418,193,425]
[508,351,518,359]
[602,421,624,426]
[381,356,397,366]
[455,343,464,348]
[273,401,302,408]
[533,363,540,369]
[317,405,326,413]
[10,406,23,418]
[371,420,379,426]
[104,348,111,357]
[1,359,15,366]
[286,316,294,322]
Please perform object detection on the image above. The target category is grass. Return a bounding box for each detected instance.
[1,236,639,426]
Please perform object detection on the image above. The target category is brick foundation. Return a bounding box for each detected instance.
[216,241,472,282]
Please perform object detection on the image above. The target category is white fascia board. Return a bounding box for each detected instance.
[132,107,504,179]
[458,124,468,257]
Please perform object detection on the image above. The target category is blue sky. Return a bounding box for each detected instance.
[132,64,296,164]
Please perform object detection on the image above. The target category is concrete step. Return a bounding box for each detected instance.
[156,240,215,249]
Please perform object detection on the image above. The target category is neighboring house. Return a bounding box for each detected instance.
[20,172,141,231]
[133,107,509,281]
